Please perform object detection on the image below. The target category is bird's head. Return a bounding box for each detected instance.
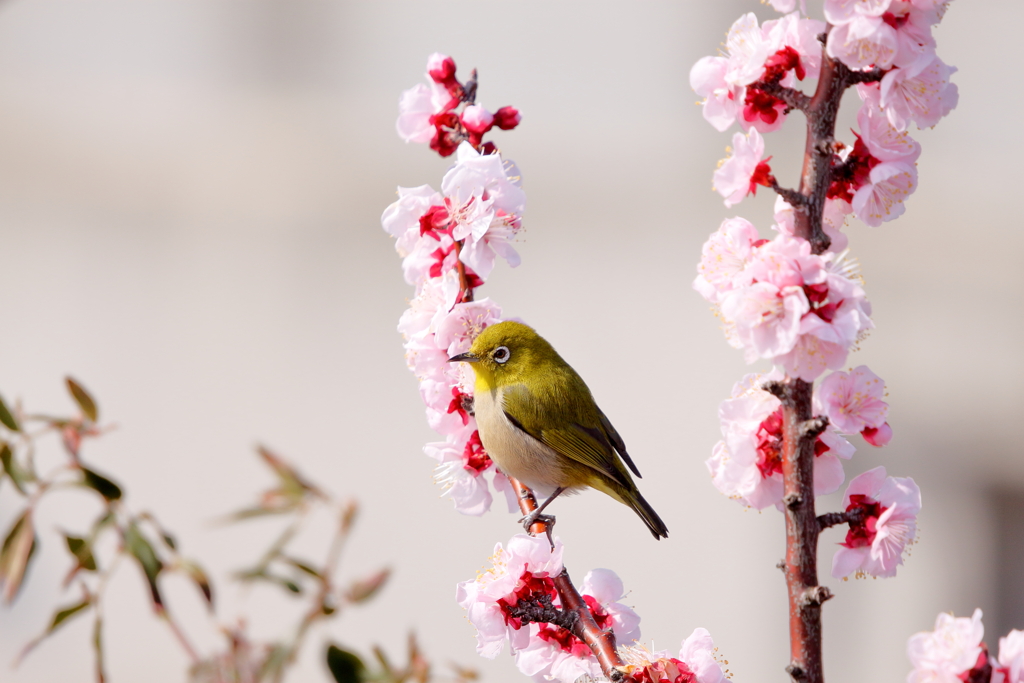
[447,320,559,386]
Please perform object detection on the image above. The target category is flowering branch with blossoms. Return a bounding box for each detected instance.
[691,0,957,681]
[384,54,728,683]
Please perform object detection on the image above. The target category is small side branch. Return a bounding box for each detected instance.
[509,478,626,683]
[752,81,812,113]
[817,506,865,532]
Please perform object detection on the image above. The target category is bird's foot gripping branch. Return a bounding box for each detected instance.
[383,54,724,683]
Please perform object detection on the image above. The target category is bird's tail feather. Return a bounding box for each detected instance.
[627,490,669,540]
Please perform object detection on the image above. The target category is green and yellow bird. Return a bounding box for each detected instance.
[449,320,668,539]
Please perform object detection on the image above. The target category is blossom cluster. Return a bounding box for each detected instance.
[456,534,726,683]
[907,610,1024,683]
[692,0,952,581]
[397,52,521,157]
[384,55,528,515]
[696,5,955,228]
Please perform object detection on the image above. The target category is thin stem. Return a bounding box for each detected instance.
[453,240,474,303]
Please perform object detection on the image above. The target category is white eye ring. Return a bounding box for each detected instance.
[493,346,510,364]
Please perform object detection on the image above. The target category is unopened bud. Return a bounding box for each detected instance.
[493,106,522,130]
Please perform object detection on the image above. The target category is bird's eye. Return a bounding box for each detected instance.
[492,346,510,364]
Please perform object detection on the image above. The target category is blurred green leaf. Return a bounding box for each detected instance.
[1,443,33,495]
[346,568,391,604]
[49,598,92,632]
[220,505,293,523]
[282,556,322,579]
[0,510,37,603]
[257,445,320,501]
[65,377,98,422]
[0,394,19,431]
[65,535,98,572]
[234,568,302,594]
[326,644,366,683]
[159,532,176,551]
[260,643,290,681]
[124,521,163,606]
[180,560,214,607]
[81,467,122,501]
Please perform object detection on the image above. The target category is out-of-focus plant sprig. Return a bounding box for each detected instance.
[0,379,476,683]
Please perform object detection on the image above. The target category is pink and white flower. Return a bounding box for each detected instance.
[877,53,958,131]
[426,427,495,516]
[815,365,892,445]
[456,534,565,658]
[434,298,503,360]
[396,79,455,144]
[773,196,850,254]
[714,129,774,208]
[824,0,893,24]
[514,568,641,682]
[907,609,986,683]
[708,371,852,510]
[851,160,917,227]
[441,142,526,279]
[619,629,726,683]
[832,466,920,578]
[857,96,922,163]
[998,630,1024,683]
[693,217,762,304]
[826,15,898,71]
[690,56,743,132]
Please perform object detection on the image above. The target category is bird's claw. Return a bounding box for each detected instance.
[518,511,556,550]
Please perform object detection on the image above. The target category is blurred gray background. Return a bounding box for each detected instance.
[0,1,1021,682]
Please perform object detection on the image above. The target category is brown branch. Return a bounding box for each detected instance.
[768,28,884,683]
[817,506,865,532]
[509,477,626,683]
[751,80,812,113]
[766,379,826,683]
[452,240,474,303]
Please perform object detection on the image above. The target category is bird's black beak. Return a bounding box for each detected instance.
[448,352,479,363]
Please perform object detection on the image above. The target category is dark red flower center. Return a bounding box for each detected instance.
[462,430,492,475]
[842,494,887,548]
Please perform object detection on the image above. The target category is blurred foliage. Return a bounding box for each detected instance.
[0,379,476,683]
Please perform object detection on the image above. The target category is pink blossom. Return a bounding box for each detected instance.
[707,371,851,509]
[824,0,893,25]
[998,630,1024,683]
[434,298,503,359]
[456,534,565,658]
[766,0,799,11]
[862,423,893,447]
[723,14,773,88]
[693,217,761,304]
[441,142,526,279]
[887,3,938,68]
[719,235,830,363]
[514,568,641,682]
[713,128,773,207]
[762,12,826,83]
[832,466,920,578]
[773,196,850,254]
[396,81,454,144]
[426,427,495,516]
[815,365,890,436]
[826,15,898,71]
[851,160,917,226]
[720,281,808,362]
[879,53,958,131]
[690,56,742,132]
[907,609,985,683]
[618,629,726,683]
[857,97,922,163]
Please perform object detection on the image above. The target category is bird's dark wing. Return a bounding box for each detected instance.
[597,408,641,478]
[501,381,633,490]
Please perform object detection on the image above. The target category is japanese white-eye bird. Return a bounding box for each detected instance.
[448,320,668,539]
